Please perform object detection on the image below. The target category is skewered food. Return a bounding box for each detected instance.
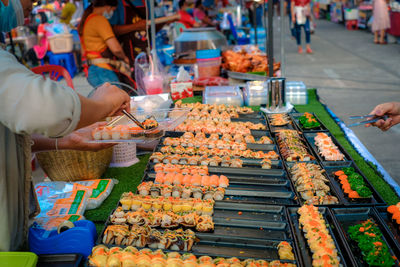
[88,246,296,267]
[298,112,321,129]
[314,133,345,161]
[297,205,341,267]
[109,207,215,232]
[277,241,295,260]
[155,173,229,188]
[289,163,338,204]
[276,129,315,161]
[348,219,395,266]
[175,120,266,135]
[334,167,372,198]
[269,113,291,126]
[175,100,254,114]
[137,181,225,200]
[102,225,197,250]
[119,193,215,215]
[158,145,279,160]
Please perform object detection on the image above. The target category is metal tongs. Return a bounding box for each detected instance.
[106,110,145,129]
[347,114,389,127]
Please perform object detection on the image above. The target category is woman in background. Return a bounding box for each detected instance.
[291,0,312,54]
[372,0,390,44]
[78,0,131,91]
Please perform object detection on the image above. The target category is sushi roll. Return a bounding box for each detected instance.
[179,155,188,165]
[192,188,203,199]
[244,135,255,143]
[230,158,243,168]
[201,176,210,187]
[155,173,165,184]
[150,186,161,197]
[182,175,192,186]
[191,174,202,187]
[183,132,194,139]
[219,175,229,188]
[172,185,182,198]
[164,173,175,185]
[92,127,103,140]
[261,159,272,169]
[160,185,172,198]
[209,175,220,187]
[213,187,225,200]
[150,152,164,163]
[203,188,214,200]
[233,134,244,143]
[173,173,184,185]
[188,155,200,165]
[138,182,152,196]
[170,155,180,164]
[101,127,112,140]
[182,186,192,199]
[221,156,231,167]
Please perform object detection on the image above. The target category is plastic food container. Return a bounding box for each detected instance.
[0,252,38,267]
[286,81,307,105]
[203,86,243,106]
[48,33,73,54]
[243,81,268,106]
[196,49,221,78]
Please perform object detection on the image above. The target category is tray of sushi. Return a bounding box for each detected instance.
[162,131,277,152]
[376,205,400,247]
[275,130,316,162]
[266,113,296,133]
[87,245,299,267]
[330,207,400,267]
[290,112,329,132]
[89,108,190,143]
[285,162,342,205]
[303,132,352,167]
[325,163,386,205]
[142,173,299,205]
[287,205,352,267]
[175,99,257,119]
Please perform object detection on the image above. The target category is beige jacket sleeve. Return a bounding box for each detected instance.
[0,49,81,138]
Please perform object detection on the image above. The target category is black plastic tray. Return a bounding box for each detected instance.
[37,254,83,267]
[290,112,329,133]
[284,161,344,205]
[274,132,318,162]
[287,207,353,267]
[374,206,400,249]
[303,132,353,167]
[325,162,386,206]
[266,114,296,133]
[330,207,400,267]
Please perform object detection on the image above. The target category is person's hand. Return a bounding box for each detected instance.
[90,82,131,116]
[365,102,400,131]
[58,122,116,151]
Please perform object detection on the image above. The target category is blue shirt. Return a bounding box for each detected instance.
[108,0,150,25]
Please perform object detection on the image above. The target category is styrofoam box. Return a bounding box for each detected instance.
[48,34,73,54]
[344,9,359,20]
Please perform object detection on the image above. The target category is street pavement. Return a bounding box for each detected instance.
[279,18,400,184]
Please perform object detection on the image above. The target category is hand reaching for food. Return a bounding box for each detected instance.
[365,102,400,131]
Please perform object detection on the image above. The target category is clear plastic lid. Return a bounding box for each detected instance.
[203,86,243,106]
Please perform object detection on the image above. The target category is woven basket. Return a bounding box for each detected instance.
[36,147,113,181]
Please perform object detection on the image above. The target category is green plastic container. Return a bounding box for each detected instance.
[0,252,38,267]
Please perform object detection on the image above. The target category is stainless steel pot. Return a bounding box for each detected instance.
[174,27,227,57]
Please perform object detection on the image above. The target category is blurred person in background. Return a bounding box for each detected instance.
[108,0,179,65]
[193,0,216,27]
[78,0,134,92]
[372,0,390,44]
[284,0,296,39]
[178,0,200,28]
[291,0,312,54]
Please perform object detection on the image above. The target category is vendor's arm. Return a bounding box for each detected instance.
[31,122,115,152]
[112,14,180,36]
[105,37,129,63]
[0,50,130,137]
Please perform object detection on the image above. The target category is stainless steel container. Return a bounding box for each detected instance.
[267,78,286,109]
[174,27,228,57]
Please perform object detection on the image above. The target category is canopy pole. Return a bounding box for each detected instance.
[280,0,285,77]
[267,0,273,77]
[150,0,157,59]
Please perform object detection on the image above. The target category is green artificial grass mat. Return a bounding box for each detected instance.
[84,154,150,225]
[295,90,400,205]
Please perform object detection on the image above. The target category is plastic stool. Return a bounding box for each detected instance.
[346,20,358,30]
[47,52,77,78]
